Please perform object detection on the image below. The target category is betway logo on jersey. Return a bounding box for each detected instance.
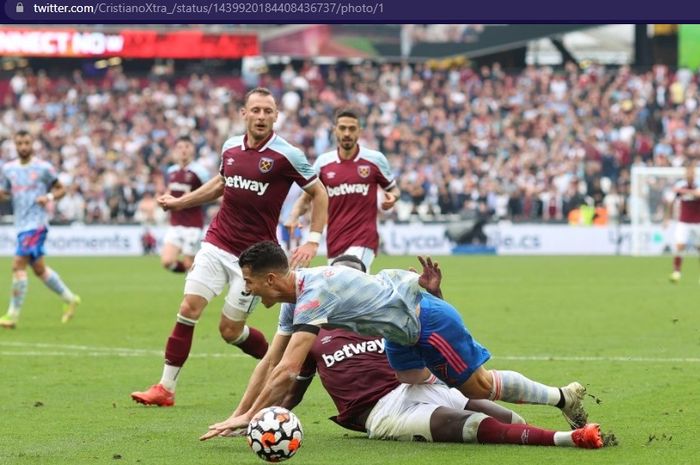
[169,182,192,193]
[224,175,269,196]
[327,183,370,197]
[321,339,385,367]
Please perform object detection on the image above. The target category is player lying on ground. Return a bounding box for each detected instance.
[201,254,604,448]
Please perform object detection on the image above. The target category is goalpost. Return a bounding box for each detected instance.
[630,165,699,256]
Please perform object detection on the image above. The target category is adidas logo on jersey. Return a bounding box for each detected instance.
[224,175,269,196]
[326,183,370,197]
[321,338,385,367]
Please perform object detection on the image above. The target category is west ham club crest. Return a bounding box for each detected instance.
[259,157,274,173]
[357,165,371,178]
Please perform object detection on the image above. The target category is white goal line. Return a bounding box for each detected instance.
[1,341,698,363]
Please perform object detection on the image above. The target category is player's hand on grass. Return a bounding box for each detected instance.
[289,242,318,269]
[199,415,249,441]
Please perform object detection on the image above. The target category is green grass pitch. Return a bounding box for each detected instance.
[1,255,698,465]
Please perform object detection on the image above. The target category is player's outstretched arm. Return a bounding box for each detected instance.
[159,176,224,211]
[285,192,312,230]
[290,182,328,268]
[200,332,290,441]
[200,331,317,439]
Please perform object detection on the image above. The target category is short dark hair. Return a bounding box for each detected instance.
[176,135,193,145]
[239,241,289,275]
[244,87,274,105]
[14,129,31,138]
[330,255,367,273]
[334,108,360,124]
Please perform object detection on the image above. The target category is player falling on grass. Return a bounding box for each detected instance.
[0,130,81,329]
[201,255,604,448]
[202,241,591,435]
[130,88,328,407]
[160,135,211,274]
[285,108,399,271]
[667,160,700,283]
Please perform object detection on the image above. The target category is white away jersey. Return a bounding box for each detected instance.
[279,267,422,345]
[1,159,58,232]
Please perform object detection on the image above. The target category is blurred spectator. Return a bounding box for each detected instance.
[2,61,699,226]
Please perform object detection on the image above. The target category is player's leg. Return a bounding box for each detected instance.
[670,222,688,283]
[179,227,202,272]
[0,254,30,329]
[328,246,375,273]
[416,293,588,429]
[436,409,603,448]
[31,257,81,323]
[219,263,268,359]
[161,227,187,273]
[131,244,226,406]
[364,385,602,447]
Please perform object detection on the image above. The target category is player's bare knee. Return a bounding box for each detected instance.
[31,262,46,277]
[429,407,470,442]
[219,319,245,343]
[161,258,175,269]
[12,269,28,280]
[459,367,493,399]
[178,295,206,319]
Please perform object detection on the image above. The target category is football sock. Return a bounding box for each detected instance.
[476,417,556,446]
[8,273,28,317]
[160,314,197,392]
[553,431,576,446]
[168,261,187,273]
[231,325,269,359]
[673,256,682,272]
[40,268,75,302]
[490,370,561,405]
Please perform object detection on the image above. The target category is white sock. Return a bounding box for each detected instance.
[159,365,181,392]
[490,370,561,405]
[553,431,574,447]
[230,325,250,345]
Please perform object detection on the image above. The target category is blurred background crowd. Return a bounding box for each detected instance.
[1,59,698,226]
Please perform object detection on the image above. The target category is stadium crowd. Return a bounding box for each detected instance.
[1,61,699,226]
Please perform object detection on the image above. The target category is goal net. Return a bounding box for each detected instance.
[630,165,698,256]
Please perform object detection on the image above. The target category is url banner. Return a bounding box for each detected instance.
[3,0,700,22]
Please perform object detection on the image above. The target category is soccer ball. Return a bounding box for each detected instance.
[246,406,303,462]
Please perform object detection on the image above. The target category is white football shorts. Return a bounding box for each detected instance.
[674,221,700,247]
[184,242,259,321]
[163,226,204,257]
[328,246,375,272]
[364,383,468,442]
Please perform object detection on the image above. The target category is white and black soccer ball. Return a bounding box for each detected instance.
[246,406,303,462]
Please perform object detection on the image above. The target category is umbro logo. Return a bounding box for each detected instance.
[226,158,234,165]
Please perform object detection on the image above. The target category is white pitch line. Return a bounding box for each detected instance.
[495,355,700,363]
[0,341,698,363]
